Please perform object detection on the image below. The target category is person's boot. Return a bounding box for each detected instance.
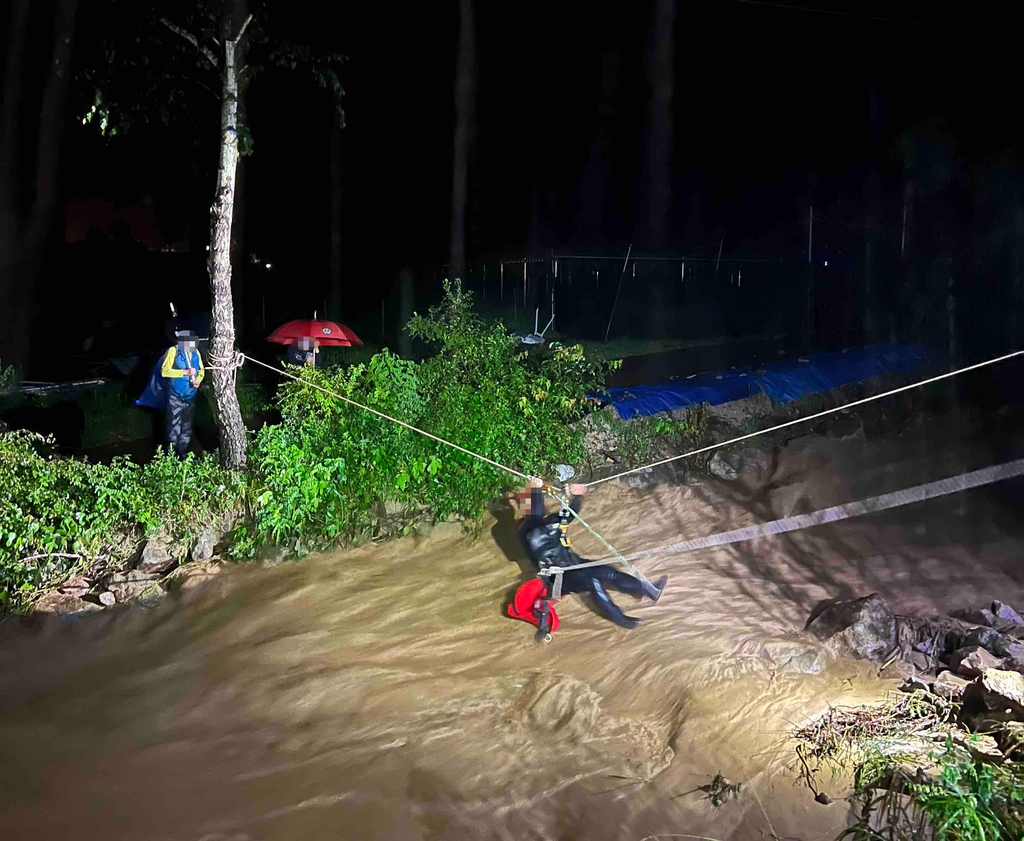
[618,615,642,630]
[641,575,668,602]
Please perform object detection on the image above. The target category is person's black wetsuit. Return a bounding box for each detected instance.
[518,485,648,629]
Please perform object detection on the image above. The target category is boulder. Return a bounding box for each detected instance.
[98,591,116,606]
[136,534,179,575]
[57,576,92,598]
[807,594,897,664]
[907,650,932,673]
[762,638,832,675]
[897,614,971,661]
[951,607,997,627]
[933,670,971,701]
[993,601,1024,626]
[950,646,1004,678]
[107,570,160,603]
[190,528,217,562]
[32,591,103,617]
[964,669,1024,718]
[707,451,738,481]
[963,626,1006,654]
[191,509,241,561]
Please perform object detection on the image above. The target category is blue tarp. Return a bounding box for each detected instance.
[595,344,929,420]
[136,356,168,410]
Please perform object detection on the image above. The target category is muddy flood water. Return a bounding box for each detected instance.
[2,421,1023,840]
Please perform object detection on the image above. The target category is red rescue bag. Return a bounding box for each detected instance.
[507,578,561,633]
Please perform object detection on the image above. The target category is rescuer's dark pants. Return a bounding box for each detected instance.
[166,392,195,459]
[560,563,643,629]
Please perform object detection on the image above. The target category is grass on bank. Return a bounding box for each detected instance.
[794,691,1024,840]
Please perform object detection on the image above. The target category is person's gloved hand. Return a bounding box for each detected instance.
[528,477,544,489]
[569,484,588,496]
[184,367,196,376]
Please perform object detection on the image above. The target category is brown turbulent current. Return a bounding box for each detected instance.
[2,429,1023,840]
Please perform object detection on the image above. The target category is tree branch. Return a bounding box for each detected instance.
[236,12,254,44]
[159,17,219,70]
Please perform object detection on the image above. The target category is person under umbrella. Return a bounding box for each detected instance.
[160,330,204,459]
[284,336,320,367]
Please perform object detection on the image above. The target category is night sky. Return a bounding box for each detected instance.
[63,1,989,267]
[7,0,1022,370]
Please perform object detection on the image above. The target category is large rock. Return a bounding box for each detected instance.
[57,576,92,598]
[32,591,103,617]
[164,560,224,595]
[964,669,1024,719]
[933,670,971,701]
[762,637,833,675]
[993,601,1024,626]
[107,570,160,603]
[707,451,738,481]
[136,534,179,575]
[950,646,1004,678]
[951,607,996,627]
[807,594,897,664]
[190,509,240,562]
[963,627,1024,659]
[897,614,971,661]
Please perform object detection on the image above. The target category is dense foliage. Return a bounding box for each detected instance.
[0,431,242,609]
[842,741,1024,840]
[242,281,611,554]
[0,282,615,607]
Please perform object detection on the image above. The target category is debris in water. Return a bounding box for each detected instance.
[675,772,742,807]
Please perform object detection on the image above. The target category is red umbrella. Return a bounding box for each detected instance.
[267,318,363,347]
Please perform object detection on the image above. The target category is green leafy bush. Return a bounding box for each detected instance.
[841,743,1024,841]
[409,281,609,517]
[0,430,243,610]
[243,348,427,555]
[242,281,611,554]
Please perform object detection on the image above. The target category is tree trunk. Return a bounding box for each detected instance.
[0,0,78,374]
[327,120,343,320]
[208,12,248,471]
[644,0,676,249]
[448,0,474,277]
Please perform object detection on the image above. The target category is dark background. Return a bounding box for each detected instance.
[3,0,1022,380]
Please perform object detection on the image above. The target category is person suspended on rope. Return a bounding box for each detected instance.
[160,330,204,459]
[516,478,667,630]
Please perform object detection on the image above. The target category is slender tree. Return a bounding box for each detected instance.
[75,0,345,470]
[0,0,80,374]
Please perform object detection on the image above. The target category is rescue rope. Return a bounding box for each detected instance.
[600,457,1024,564]
[206,351,246,386]
[585,348,1024,488]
